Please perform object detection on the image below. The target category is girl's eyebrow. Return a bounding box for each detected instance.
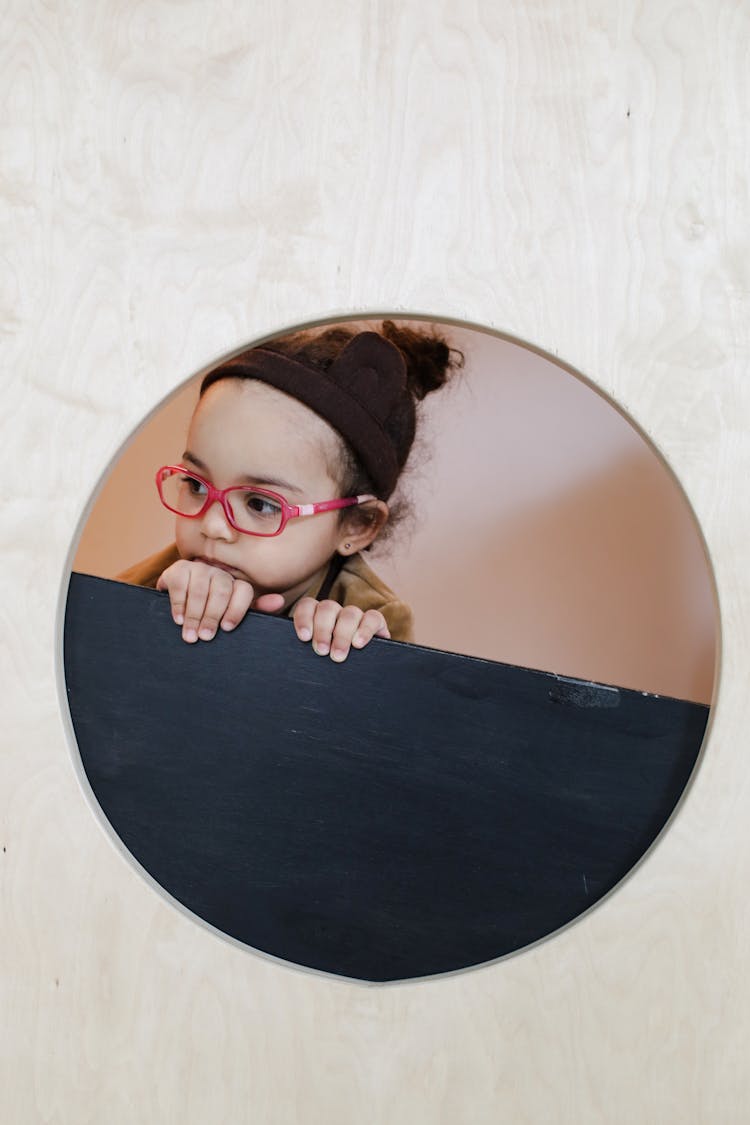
[182,450,303,495]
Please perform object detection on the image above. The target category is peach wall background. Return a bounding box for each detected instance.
[73,321,716,703]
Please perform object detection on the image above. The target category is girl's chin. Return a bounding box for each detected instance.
[186,555,297,606]
[242,580,292,608]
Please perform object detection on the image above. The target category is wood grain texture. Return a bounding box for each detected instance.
[2,0,749,1121]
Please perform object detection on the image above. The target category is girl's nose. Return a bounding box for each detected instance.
[199,499,236,539]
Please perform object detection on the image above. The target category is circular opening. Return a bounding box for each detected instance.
[61,314,719,983]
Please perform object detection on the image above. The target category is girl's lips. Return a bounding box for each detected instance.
[195,556,245,579]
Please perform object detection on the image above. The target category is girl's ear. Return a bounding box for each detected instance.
[336,500,389,556]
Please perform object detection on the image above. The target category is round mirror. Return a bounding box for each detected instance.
[63,317,717,982]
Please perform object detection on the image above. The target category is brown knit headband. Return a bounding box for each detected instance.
[207,332,412,498]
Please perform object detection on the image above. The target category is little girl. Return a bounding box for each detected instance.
[118,321,462,661]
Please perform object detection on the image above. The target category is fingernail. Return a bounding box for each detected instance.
[174,613,184,625]
[314,642,329,656]
[219,620,235,631]
[198,627,214,640]
[298,627,312,641]
[184,628,197,643]
[331,649,346,662]
[352,634,365,648]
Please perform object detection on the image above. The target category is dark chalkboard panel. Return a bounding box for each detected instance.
[64,573,709,982]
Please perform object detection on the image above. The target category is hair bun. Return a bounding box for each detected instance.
[380,320,462,401]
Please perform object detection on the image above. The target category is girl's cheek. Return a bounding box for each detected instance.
[174,523,193,555]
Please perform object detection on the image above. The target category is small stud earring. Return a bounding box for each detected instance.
[344,542,351,551]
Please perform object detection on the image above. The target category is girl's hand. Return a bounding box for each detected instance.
[156,559,284,643]
[292,598,390,662]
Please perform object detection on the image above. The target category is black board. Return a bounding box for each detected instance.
[63,573,709,982]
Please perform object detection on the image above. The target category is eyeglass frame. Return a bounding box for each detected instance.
[155,465,376,538]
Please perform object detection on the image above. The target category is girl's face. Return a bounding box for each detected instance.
[175,378,365,608]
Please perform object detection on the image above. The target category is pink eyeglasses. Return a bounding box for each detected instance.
[156,466,375,538]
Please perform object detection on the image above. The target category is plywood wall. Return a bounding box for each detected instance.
[3,0,748,1121]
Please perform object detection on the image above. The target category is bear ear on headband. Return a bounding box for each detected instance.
[206,329,413,497]
[327,332,408,420]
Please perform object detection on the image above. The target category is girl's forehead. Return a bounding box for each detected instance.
[188,377,341,485]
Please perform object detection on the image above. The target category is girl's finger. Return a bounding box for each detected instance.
[252,592,286,615]
[309,599,345,657]
[179,572,212,642]
[292,597,320,642]
[330,606,367,662]
[219,578,256,631]
[351,610,390,649]
[156,563,191,626]
[191,570,236,640]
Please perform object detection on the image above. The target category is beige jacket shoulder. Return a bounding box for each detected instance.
[116,546,414,643]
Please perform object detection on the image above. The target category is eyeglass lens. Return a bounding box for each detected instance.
[160,470,284,534]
